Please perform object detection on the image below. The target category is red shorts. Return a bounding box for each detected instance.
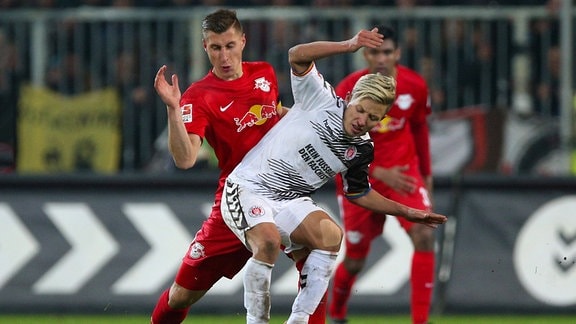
[175,202,251,291]
[338,174,430,260]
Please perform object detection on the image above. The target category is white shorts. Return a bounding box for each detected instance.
[221,177,324,254]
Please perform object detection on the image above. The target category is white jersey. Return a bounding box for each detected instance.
[229,63,374,201]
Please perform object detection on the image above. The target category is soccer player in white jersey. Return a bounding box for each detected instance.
[220,27,448,324]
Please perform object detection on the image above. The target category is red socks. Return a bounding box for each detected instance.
[296,258,327,324]
[150,289,189,324]
[411,251,435,324]
[328,262,356,320]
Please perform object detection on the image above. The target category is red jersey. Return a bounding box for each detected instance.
[180,61,281,196]
[335,65,431,194]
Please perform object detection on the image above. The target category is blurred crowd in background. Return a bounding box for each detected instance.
[0,0,557,9]
[0,0,572,174]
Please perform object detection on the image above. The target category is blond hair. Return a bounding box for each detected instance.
[350,73,396,108]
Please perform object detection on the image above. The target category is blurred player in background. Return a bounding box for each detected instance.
[329,25,435,324]
[150,9,326,323]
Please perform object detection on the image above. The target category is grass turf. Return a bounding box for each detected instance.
[0,314,575,323]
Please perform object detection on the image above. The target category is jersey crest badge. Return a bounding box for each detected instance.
[249,205,265,218]
[254,77,271,92]
[189,242,205,259]
[181,104,193,123]
[396,94,414,110]
[344,146,357,160]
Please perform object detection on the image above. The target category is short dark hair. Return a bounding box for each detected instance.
[201,9,243,38]
[374,25,398,47]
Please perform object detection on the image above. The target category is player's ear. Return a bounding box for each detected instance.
[345,91,352,103]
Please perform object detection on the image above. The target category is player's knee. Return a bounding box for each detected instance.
[319,219,343,251]
[344,257,365,274]
[168,284,202,309]
[410,224,435,250]
[248,223,282,259]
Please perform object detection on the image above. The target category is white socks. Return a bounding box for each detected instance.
[244,258,274,324]
[287,249,338,324]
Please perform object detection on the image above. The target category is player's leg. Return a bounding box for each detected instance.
[395,180,435,324]
[277,199,342,324]
[152,205,252,324]
[406,223,435,324]
[150,265,207,324]
[222,179,281,324]
[329,195,382,323]
[243,221,282,324]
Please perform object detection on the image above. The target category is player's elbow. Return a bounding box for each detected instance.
[172,156,197,170]
[288,45,299,65]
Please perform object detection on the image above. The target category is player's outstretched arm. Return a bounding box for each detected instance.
[154,65,202,169]
[348,189,447,228]
[288,28,384,75]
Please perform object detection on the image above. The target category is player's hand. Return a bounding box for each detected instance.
[372,165,418,195]
[154,65,181,110]
[347,27,384,52]
[406,209,447,229]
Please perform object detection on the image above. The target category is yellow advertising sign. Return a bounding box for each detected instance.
[17,86,121,173]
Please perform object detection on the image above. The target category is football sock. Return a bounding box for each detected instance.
[411,251,435,324]
[288,250,337,324]
[150,289,189,324]
[296,257,328,324]
[329,261,357,320]
[244,258,274,324]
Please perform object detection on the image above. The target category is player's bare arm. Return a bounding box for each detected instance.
[154,65,202,169]
[349,189,447,228]
[288,28,384,75]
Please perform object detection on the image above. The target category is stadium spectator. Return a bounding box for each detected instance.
[329,25,436,324]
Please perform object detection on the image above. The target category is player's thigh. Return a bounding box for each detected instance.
[338,194,384,259]
[221,178,276,250]
[178,214,252,289]
[276,197,342,252]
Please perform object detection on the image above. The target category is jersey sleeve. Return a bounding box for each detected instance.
[180,88,210,139]
[290,63,338,111]
[341,146,374,199]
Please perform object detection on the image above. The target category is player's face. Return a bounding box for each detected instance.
[363,39,400,76]
[343,98,388,136]
[203,27,246,81]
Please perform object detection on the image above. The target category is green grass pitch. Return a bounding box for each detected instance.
[0,314,575,323]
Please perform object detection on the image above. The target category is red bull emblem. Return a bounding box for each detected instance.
[254,77,271,92]
[371,116,405,133]
[234,103,278,132]
[234,112,259,132]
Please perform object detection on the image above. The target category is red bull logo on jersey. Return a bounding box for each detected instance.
[234,103,278,132]
[254,77,271,92]
[396,94,415,110]
[371,115,406,133]
[181,104,193,123]
[188,241,205,259]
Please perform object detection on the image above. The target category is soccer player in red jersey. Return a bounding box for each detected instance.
[150,9,325,323]
[329,25,435,324]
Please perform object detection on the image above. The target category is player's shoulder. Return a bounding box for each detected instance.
[244,61,275,73]
[397,65,427,88]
